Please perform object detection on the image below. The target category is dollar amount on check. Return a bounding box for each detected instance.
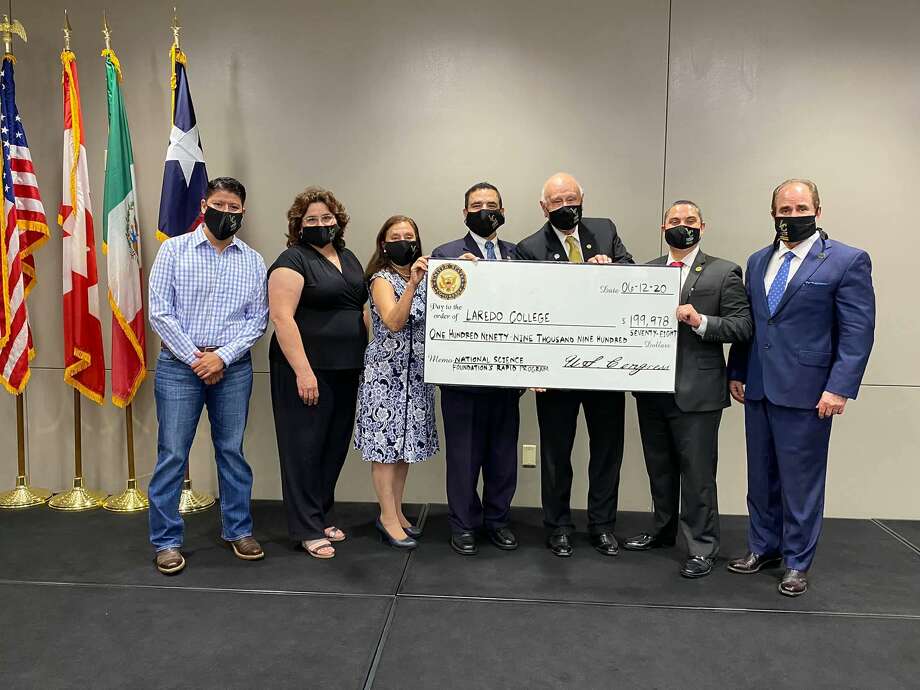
[423,259,680,391]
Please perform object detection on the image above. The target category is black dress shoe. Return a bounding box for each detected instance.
[726,551,782,574]
[778,569,808,597]
[488,527,518,550]
[680,555,714,579]
[450,531,478,556]
[404,524,423,539]
[375,519,418,550]
[623,532,676,551]
[547,532,573,557]
[589,531,619,557]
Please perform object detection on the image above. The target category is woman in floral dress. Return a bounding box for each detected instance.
[355,215,438,549]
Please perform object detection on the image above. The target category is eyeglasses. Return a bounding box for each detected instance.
[302,214,337,227]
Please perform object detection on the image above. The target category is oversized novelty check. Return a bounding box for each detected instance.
[423,259,680,392]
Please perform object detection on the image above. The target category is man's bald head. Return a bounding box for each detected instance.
[541,172,584,205]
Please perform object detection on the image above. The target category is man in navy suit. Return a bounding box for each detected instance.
[727,179,875,596]
[431,182,522,556]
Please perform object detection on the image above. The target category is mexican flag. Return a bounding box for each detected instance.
[102,49,145,407]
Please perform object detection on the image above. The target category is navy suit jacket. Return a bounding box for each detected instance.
[431,233,517,262]
[727,232,875,409]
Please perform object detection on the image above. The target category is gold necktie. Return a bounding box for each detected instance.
[565,235,583,263]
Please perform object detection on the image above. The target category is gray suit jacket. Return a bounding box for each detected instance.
[637,250,752,412]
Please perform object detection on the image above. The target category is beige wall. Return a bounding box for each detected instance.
[5,0,915,519]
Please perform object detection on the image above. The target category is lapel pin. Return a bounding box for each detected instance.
[554,253,560,260]
[818,252,826,259]
[695,266,702,272]
[586,244,592,250]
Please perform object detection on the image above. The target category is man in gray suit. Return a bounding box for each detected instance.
[624,200,753,578]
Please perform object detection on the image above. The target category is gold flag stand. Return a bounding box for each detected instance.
[104,403,148,512]
[179,465,215,514]
[0,395,51,509]
[49,390,107,511]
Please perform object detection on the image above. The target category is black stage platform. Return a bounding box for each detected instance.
[2,501,918,689]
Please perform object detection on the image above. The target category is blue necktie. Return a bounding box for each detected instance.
[485,240,497,261]
[767,251,795,315]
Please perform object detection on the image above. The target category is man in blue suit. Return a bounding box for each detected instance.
[431,182,522,556]
[727,179,875,596]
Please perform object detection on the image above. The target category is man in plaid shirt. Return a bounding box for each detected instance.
[147,177,269,575]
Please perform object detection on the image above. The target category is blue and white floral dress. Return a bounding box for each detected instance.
[354,270,438,463]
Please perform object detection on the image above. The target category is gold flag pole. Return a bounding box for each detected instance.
[0,7,51,510]
[49,12,106,511]
[100,12,147,514]
[0,395,51,509]
[168,6,214,515]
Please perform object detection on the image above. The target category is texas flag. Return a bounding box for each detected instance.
[156,45,207,240]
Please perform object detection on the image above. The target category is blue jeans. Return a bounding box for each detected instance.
[148,350,255,552]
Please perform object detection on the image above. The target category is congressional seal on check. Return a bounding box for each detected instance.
[424,259,680,392]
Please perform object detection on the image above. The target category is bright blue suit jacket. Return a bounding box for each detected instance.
[727,232,875,409]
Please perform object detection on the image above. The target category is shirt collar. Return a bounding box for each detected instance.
[552,224,580,248]
[191,223,241,251]
[777,230,819,260]
[467,231,499,256]
[668,243,701,267]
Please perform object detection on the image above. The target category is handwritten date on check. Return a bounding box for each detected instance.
[423,259,680,392]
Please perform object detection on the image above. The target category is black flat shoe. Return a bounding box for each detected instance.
[375,519,418,550]
[623,532,676,551]
[590,531,619,557]
[726,551,782,574]
[680,555,714,578]
[404,524,423,539]
[488,527,518,550]
[547,532,573,557]
[451,531,478,556]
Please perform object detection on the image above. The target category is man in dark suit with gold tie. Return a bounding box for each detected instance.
[624,201,752,578]
[515,172,633,558]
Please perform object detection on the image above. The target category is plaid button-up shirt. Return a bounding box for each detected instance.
[148,225,268,367]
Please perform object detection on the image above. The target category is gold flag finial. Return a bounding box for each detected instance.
[0,13,27,56]
[102,10,111,51]
[171,7,181,51]
[63,9,72,51]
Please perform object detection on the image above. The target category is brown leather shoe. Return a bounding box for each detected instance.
[230,536,265,561]
[155,548,186,575]
[726,551,782,574]
[778,569,808,597]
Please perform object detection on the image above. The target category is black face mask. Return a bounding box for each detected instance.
[548,204,581,231]
[300,224,338,247]
[204,206,243,240]
[383,240,419,267]
[465,209,505,238]
[774,215,817,244]
[664,224,702,249]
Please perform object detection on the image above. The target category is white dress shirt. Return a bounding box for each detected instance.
[467,231,503,260]
[668,244,707,336]
[552,225,581,259]
[764,231,820,293]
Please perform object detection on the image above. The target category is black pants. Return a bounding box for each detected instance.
[634,393,722,558]
[536,389,625,535]
[270,362,360,542]
[441,387,520,534]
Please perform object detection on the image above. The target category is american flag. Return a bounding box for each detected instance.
[0,55,47,393]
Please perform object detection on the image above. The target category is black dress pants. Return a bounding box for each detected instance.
[270,361,360,541]
[634,393,722,558]
[441,387,520,534]
[536,389,625,535]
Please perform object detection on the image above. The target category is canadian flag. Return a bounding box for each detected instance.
[59,50,104,403]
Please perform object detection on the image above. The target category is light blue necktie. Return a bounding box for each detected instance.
[767,251,795,315]
[485,240,497,261]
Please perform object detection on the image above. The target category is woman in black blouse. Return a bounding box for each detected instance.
[268,187,368,559]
